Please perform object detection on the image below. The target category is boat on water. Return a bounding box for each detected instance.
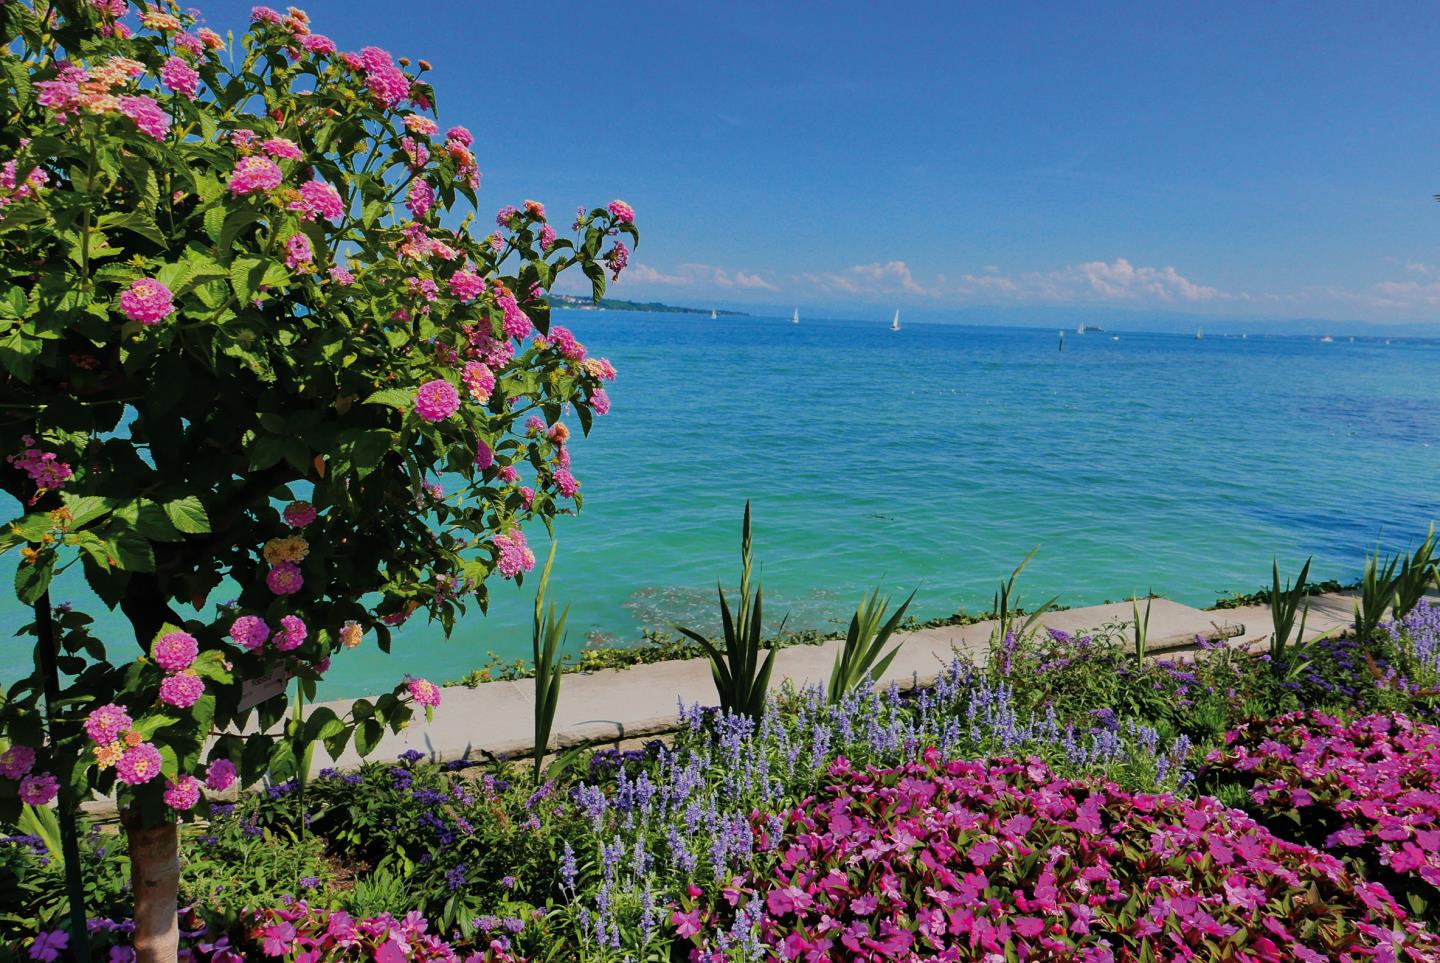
[890,309,901,332]
[1321,335,1335,343]
[709,308,717,320]
[1110,335,1120,341]
[791,308,799,325]
[1075,322,1084,335]
[1195,327,1203,340]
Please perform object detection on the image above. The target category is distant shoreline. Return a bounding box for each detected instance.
[550,294,749,317]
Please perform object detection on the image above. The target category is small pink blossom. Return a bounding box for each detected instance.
[273,614,307,652]
[285,233,313,270]
[607,199,635,223]
[118,95,170,140]
[406,677,442,708]
[84,704,132,745]
[229,615,270,650]
[0,744,36,780]
[18,773,58,806]
[115,742,163,785]
[414,379,460,422]
[151,630,198,672]
[163,775,201,811]
[205,758,237,792]
[291,179,343,221]
[119,278,175,325]
[267,562,304,596]
[159,672,205,708]
[493,529,535,579]
[229,155,283,196]
[160,56,199,100]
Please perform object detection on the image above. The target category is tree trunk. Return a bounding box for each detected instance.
[125,815,180,963]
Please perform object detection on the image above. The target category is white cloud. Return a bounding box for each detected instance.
[618,262,778,292]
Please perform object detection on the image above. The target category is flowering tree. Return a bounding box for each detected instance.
[0,2,632,959]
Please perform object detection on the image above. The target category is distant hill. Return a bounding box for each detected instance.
[550,294,748,317]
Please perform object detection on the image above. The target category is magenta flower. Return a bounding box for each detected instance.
[283,500,318,528]
[406,676,442,708]
[591,388,611,415]
[414,379,460,422]
[118,95,170,140]
[205,758,237,792]
[607,199,635,223]
[273,614,307,652]
[461,361,494,402]
[552,467,579,499]
[159,672,205,708]
[0,744,36,780]
[493,529,535,579]
[328,264,355,285]
[301,33,336,55]
[160,56,199,100]
[284,232,313,270]
[83,704,133,745]
[445,126,473,147]
[266,561,304,596]
[17,772,57,806]
[119,277,175,325]
[290,180,343,221]
[151,630,198,672]
[163,775,201,811]
[228,155,283,196]
[261,137,303,160]
[474,440,495,471]
[229,614,270,650]
[448,270,485,303]
[115,742,163,785]
[498,295,532,340]
[406,178,433,218]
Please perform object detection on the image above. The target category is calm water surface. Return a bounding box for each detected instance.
[4,313,1438,697]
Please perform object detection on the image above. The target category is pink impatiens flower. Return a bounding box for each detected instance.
[414,379,460,422]
[120,277,175,325]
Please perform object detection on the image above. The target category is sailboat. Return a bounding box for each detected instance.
[890,309,901,332]
[709,308,717,320]
[1194,326,1203,341]
[1075,322,1084,335]
[791,308,799,325]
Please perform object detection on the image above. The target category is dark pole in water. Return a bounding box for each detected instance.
[1058,330,1064,352]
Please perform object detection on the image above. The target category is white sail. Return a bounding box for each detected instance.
[1195,326,1203,340]
[1076,322,1084,335]
[890,309,901,332]
[791,308,799,324]
[709,308,717,320]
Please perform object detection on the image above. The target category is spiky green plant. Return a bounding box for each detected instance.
[1270,558,1312,659]
[992,546,1059,648]
[1393,526,1439,621]
[1355,546,1402,642]
[1131,594,1152,668]
[827,589,916,703]
[676,502,778,719]
[532,542,570,784]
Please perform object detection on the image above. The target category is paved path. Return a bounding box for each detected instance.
[311,592,1365,774]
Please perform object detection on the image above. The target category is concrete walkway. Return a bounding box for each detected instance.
[311,592,1365,774]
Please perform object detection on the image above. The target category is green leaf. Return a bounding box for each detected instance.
[97,210,167,248]
[163,496,211,534]
[106,529,155,572]
[363,387,414,410]
[14,556,53,604]
[354,718,384,757]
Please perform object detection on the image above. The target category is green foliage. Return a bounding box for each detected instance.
[1357,545,1403,642]
[1130,594,1151,667]
[825,588,914,703]
[1270,557,1313,659]
[532,543,568,784]
[991,546,1058,648]
[0,0,633,839]
[1394,526,1439,621]
[675,502,778,719]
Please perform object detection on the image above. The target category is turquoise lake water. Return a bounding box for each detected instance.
[4,312,1439,698]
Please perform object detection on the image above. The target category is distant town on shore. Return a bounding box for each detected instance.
[551,293,749,316]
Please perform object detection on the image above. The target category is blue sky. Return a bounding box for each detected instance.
[208,1,1440,324]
